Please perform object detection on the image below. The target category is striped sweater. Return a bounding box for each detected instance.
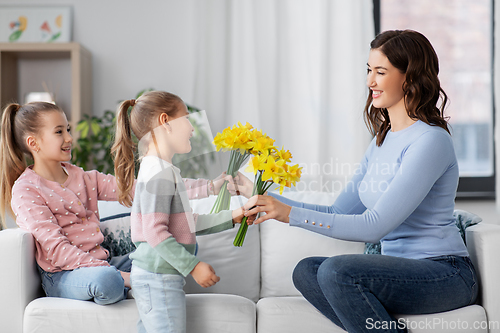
[130,156,234,276]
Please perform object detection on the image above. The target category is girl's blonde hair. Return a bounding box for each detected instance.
[111,91,185,207]
[0,102,64,227]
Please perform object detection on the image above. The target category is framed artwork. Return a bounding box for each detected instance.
[0,6,72,43]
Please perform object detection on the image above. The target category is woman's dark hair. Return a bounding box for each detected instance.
[363,29,449,146]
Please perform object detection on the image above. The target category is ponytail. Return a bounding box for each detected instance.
[0,103,27,227]
[112,91,185,207]
[111,100,136,207]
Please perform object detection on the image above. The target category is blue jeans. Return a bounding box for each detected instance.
[131,265,187,333]
[292,254,478,333]
[39,254,131,305]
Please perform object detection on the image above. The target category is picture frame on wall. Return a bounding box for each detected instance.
[0,6,72,43]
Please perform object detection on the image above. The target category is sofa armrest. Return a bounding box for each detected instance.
[465,223,500,332]
[0,228,44,333]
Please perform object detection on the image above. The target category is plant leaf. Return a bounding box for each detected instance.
[80,124,89,138]
[90,121,101,135]
[76,120,88,131]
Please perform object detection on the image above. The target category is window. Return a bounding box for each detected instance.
[374,0,495,198]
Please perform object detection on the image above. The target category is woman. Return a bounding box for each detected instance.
[239,30,478,333]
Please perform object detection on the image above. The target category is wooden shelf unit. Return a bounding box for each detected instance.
[0,42,92,129]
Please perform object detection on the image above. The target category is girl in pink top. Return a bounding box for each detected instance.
[0,101,230,305]
[0,102,132,305]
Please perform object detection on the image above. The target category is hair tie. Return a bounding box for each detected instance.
[130,99,136,106]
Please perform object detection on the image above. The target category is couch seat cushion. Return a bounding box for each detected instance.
[186,294,256,333]
[257,296,487,333]
[394,305,487,333]
[257,296,345,333]
[24,298,138,333]
[24,294,256,333]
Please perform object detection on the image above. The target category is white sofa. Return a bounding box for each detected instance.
[1,191,500,333]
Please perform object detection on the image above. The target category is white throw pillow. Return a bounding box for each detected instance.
[184,195,261,302]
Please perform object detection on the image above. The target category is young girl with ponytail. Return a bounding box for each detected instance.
[0,102,132,305]
[112,90,251,333]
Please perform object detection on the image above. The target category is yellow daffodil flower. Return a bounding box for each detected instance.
[277,146,293,162]
[245,154,267,175]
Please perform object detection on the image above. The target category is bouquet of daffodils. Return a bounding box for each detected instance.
[210,122,266,214]
[211,122,302,247]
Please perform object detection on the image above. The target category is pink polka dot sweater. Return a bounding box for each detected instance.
[12,163,122,272]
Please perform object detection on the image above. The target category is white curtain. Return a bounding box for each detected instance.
[192,0,374,194]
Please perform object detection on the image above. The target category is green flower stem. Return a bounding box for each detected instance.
[210,150,250,214]
[233,217,249,247]
[233,172,274,247]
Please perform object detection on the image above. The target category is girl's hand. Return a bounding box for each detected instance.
[226,172,254,198]
[211,172,228,195]
[243,195,291,224]
[190,262,220,288]
[120,271,131,289]
[231,206,256,225]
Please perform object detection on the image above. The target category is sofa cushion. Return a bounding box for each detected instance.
[393,305,487,333]
[184,195,261,302]
[24,294,256,333]
[100,213,135,257]
[98,200,135,257]
[454,209,482,245]
[257,296,345,333]
[24,298,138,333]
[259,191,364,298]
[257,297,487,333]
[186,294,256,333]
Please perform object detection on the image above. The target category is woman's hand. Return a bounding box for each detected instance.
[226,172,254,198]
[243,195,291,224]
[231,206,256,225]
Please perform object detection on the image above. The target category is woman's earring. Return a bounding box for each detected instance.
[166,122,172,133]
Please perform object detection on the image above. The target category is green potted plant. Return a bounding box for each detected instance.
[72,110,115,174]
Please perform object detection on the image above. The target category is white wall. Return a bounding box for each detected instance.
[1,0,199,116]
